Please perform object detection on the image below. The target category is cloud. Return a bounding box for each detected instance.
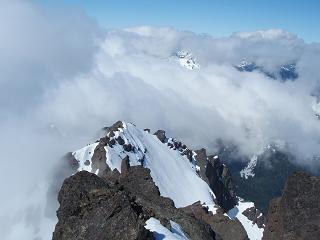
[44,26,320,160]
[1,1,320,239]
[0,1,102,239]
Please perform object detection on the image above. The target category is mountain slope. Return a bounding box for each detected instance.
[67,121,263,239]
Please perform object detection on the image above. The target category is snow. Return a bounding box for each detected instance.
[72,142,99,172]
[240,154,257,179]
[118,123,215,207]
[312,101,320,116]
[73,122,215,208]
[227,201,264,240]
[72,122,262,239]
[172,50,200,70]
[145,218,189,240]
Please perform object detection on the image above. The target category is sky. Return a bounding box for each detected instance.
[42,0,320,43]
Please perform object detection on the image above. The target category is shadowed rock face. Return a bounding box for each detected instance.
[194,148,238,212]
[263,171,320,240]
[53,160,217,240]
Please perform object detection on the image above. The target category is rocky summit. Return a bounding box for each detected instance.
[53,161,217,240]
[52,121,320,240]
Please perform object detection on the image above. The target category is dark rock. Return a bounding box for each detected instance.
[106,121,124,137]
[118,166,217,240]
[263,171,320,240]
[116,136,125,145]
[53,166,218,240]
[154,130,166,143]
[52,171,151,240]
[242,206,265,228]
[109,138,116,146]
[123,143,133,152]
[184,149,193,161]
[194,148,209,182]
[180,201,249,240]
[194,151,237,212]
[144,128,150,133]
[121,156,130,174]
[91,142,110,177]
[205,158,237,212]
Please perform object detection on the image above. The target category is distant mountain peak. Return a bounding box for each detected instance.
[172,50,200,70]
[235,60,298,81]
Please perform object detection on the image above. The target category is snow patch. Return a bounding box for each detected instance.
[145,218,189,240]
[240,154,258,179]
[73,142,99,172]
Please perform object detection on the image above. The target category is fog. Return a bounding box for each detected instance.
[1,1,320,239]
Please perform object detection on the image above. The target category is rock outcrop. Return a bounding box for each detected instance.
[180,201,249,240]
[242,206,265,228]
[263,171,320,240]
[53,159,217,240]
[194,148,238,212]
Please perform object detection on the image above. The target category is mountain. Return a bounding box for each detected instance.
[235,60,298,81]
[53,121,265,240]
[171,50,200,70]
[216,142,304,213]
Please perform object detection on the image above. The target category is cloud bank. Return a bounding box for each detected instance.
[1,1,320,239]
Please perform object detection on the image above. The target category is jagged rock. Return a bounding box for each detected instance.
[52,171,152,240]
[205,156,237,212]
[91,142,110,177]
[242,206,265,228]
[53,166,218,240]
[106,121,124,137]
[194,150,237,212]
[180,201,249,240]
[194,148,209,182]
[263,171,320,240]
[121,156,130,174]
[118,166,217,240]
[153,130,166,143]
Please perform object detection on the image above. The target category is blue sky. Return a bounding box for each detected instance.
[42,0,319,42]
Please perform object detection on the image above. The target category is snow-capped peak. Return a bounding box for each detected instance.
[172,50,200,70]
[72,121,263,240]
[73,121,214,208]
[236,60,257,72]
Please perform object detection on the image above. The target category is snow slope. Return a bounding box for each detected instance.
[72,122,263,239]
[73,122,214,208]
